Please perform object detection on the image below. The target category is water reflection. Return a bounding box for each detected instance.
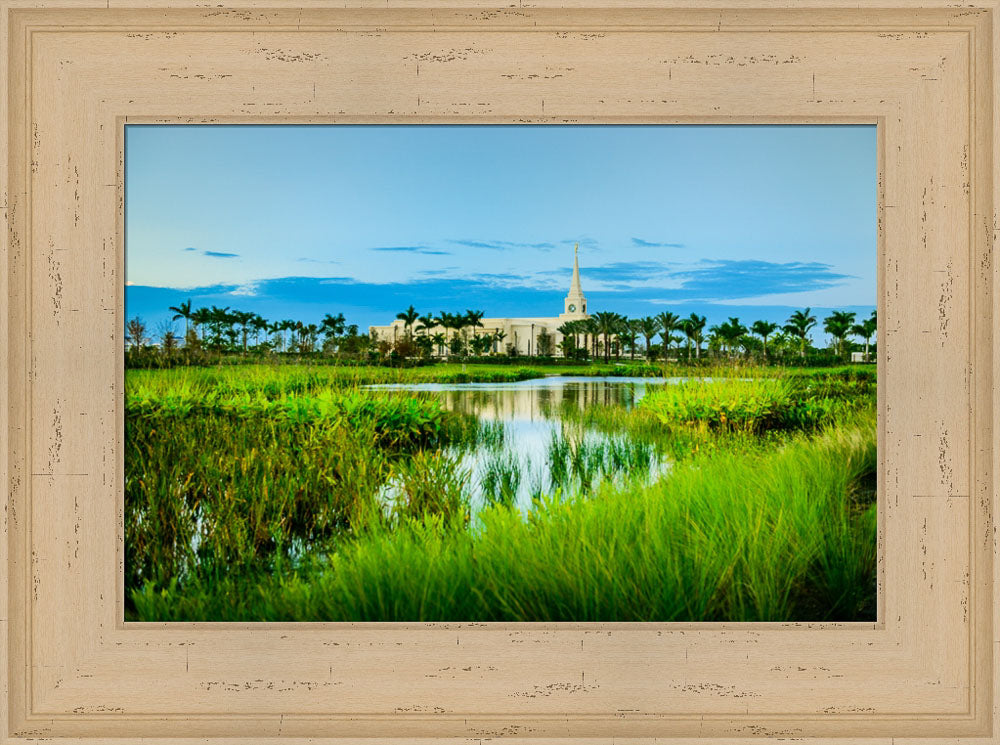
[369,376,678,512]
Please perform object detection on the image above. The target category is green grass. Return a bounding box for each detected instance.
[126,361,875,398]
[480,452,524,507]
[125,362,601,398]
[125,362,877,622]
[639,374,873,433]
[130,410,876,622]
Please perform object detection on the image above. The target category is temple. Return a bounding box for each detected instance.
[369,243,591,357]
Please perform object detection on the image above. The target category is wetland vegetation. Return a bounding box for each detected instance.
[125,358,877,622]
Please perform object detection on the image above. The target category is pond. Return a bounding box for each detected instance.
[369,376,679,512]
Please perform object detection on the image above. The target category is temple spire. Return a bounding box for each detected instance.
[561,242,587,318]
[570,242,582,295]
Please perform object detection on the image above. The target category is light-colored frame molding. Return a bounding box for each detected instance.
[1,1,997,742]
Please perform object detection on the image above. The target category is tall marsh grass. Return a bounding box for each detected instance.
[131,411,876,622]
[389,450,471,523]
[125,363,877,622]
[124,411,392,592]
[546,428,660,493]
[124,380,467,594]
[480,452,524,507]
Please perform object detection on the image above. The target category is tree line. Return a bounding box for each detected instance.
[125,300,876,365]
[126,301,366,357]
[386,305,876,364]
[552,308,876,363]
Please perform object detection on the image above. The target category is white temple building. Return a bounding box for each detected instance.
[369,244,591,357]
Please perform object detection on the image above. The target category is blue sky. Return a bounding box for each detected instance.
[125,124,876,340]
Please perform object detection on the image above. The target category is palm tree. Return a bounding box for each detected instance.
[559,319,580,356]
[191,306,212,341]
[207,305,231,348]
[680,319,694,359]
[464,309,485,340]
[621,318,639,360]
[416,313,436,335]
[683,313,707,360]
[824,310,857,359]
[615,313,630,360]
[302,323,320,352]
[168,299,193,336]
[707,323,723,356]
[656,312,681,359]
[592,311,620,362]
[783,308,817,359]
[436,311,456,345]
[321,312,346,339]
[250,314,268,347]
[750,320,779,360]
[452,313,468,345]
[769,330,791,359]
[851,309,877,362]
[318,312,345,354]
[557,322,577,358]
[469,333,491,356]
[267,320,282,350]
[431,332,447,357]
[581,317,599,358]
[231,310,255,353]
[717,316,747,358]
[635,316,660,359]
[415,334,434,358]
[280,319,296,352]
[492,329,506,355]
[396,305,419,338]
[293,320,305,349]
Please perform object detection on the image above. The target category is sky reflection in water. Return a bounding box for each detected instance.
[369,376,680,513]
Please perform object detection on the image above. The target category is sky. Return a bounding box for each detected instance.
[125,124,876,342]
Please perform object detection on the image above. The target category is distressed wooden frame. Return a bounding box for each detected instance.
[1,0,997,742]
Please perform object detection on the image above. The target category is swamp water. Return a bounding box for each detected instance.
[369,376,677,513]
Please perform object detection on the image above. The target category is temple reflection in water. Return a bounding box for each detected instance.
[437,377,655,423]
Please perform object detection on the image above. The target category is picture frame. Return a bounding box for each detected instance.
[1,0,996,741]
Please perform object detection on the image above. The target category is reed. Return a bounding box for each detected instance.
[130,411,876,622]
[389,450,471,524]
[480,452,523,507]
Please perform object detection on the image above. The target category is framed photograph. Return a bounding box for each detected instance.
[1,0,997,742]
[121,121,880,625]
